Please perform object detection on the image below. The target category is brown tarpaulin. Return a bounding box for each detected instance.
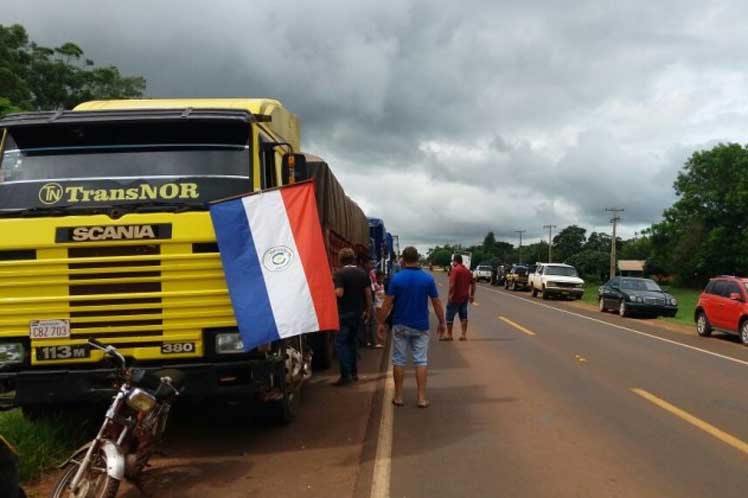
[304,154,369,249]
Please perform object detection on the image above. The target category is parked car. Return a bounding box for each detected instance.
[598,277,678,317]
[695,276,748,344]
[529,263,585,300]
[473,265,493,283]
[504,264,531,291]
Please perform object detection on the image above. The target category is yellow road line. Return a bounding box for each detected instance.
[498,316,536,336]
[631,388,748,455]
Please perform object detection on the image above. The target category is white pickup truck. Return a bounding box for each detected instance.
[529,263,585,300]
[473,265,493,283]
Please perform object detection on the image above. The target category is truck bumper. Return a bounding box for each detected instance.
[0,359,283,407]
[545,287,584,299]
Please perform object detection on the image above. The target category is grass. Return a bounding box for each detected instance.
[577,281,701,328]
[0,408,91,482]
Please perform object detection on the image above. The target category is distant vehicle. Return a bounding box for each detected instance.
[598,277,678,317]
[695,276,748,344]
[492,264,510,286]
[473,265,493,283]
[504,264,531,291]
[529,263,585,300]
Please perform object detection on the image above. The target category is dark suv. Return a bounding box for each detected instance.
[695,276,748,345]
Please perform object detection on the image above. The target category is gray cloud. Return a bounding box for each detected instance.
[4,0,748,247]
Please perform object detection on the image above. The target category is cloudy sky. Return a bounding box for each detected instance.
[4,1,747,249]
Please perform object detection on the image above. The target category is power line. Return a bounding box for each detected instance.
[514,230,526,264]
[543,224,557,263]
[605,208,624,279]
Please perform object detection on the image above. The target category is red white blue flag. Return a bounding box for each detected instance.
[209,182,339,351]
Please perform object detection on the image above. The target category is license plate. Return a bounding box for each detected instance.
[36,345,90,361]
[30,319,70,339]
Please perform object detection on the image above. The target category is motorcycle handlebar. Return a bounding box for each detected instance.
[87,338,126,368]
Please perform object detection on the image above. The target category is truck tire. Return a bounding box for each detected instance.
[268,389,300,425]
[541,286,549,300]
[531,286,538,298]
[310,332,334,371]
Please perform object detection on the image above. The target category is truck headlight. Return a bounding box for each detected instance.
[126,388,157,413]
[216,333,245,354]
[0,343,24,365]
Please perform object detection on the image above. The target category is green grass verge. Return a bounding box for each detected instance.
[0,408,90,482]
[578,281,700,328]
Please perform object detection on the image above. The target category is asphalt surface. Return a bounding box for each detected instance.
[386,273,748,498]
[29,271,748,498]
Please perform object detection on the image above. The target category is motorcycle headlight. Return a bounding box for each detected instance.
[126,388,157,413]
[215,333,245,354]
[0,343,25,365]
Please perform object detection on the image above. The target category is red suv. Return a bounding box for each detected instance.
[695,276,748,344]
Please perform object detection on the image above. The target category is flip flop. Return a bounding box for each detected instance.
[438,337,450,342]
[417,401,430,409]
[447,337,454,341]
[459,336,467,341]
[392,399,405,407]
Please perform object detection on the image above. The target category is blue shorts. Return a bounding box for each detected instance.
[446,301,468,324]
[392,324,430,367]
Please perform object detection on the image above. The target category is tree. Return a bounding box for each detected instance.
[483,232,497,257]
[552,225,586,262]
[0,24,146,114]
[566,250,609,282]
[429,249,452,268]
[653,143,748,285]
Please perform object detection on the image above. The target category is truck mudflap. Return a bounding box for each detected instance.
[1,359,283,407]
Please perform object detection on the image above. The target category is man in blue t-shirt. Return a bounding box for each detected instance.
[377,246,446,408]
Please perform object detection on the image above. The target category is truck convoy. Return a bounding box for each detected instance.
[0,98,369,422]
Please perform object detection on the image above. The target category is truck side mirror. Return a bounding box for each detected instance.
[282,153,308,184]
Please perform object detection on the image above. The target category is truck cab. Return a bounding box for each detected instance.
[0,99,358,421]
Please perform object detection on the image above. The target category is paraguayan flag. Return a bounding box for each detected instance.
[209,182,339,351]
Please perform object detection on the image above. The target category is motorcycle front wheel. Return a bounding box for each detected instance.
[49,448,119,498]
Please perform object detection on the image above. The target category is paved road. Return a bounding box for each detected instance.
[383,273,748,498]
[29,271,748,498]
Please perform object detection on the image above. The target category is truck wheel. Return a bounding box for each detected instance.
[269,389,299,425]
[541,287,549,300]
[531,287,538,298]
[510,281,516,291]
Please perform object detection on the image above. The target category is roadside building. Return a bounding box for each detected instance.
[618,260,645,277]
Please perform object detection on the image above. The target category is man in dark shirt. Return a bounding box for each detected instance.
[446,254,476,341]
[333,248,372,386]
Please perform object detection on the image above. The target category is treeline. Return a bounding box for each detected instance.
[0,23,145,115]
[428,142,748,288]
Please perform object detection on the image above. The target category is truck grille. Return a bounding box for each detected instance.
[0,237,236,364]
[68,245,164,339]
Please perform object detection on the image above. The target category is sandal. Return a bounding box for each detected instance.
[417,401,430,409]
[392,399,405,407]
[459,336,467,341]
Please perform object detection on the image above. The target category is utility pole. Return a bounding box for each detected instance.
[543,224,557,263]
[514,230,526,264]
[605,208,624,279]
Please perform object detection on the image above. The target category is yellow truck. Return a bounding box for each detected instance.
[0,99,368,421]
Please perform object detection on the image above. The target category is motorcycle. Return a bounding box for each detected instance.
[50,339,184,498]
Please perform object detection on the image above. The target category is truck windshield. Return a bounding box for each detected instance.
[545,266,579,277]
[0,120,251,183]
